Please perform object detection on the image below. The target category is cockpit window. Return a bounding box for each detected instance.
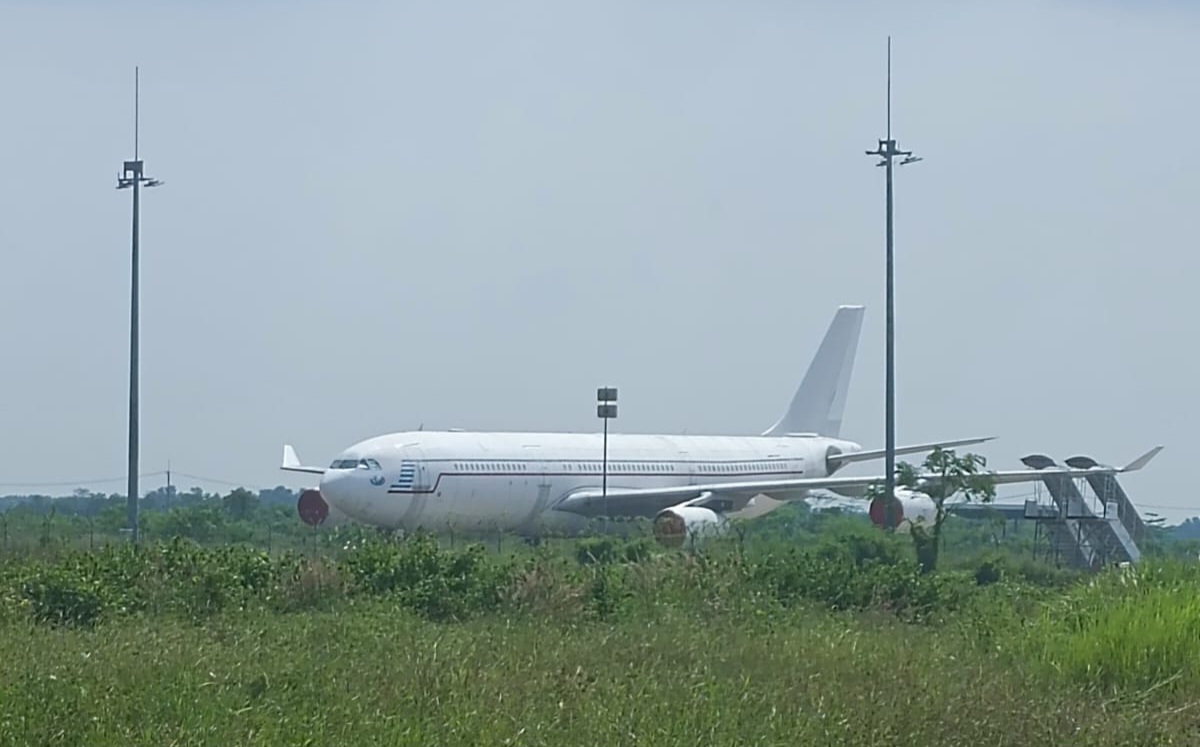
[328,457,384,470]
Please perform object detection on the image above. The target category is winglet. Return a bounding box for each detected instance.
[281,444,326,475]
[1121,446,1163,473]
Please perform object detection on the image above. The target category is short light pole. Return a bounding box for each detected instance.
[115,66,164,544]
[865,37,920,530]
[597,387,617,529]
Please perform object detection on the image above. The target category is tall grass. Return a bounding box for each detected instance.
[0,602,1186,746]
[1012,561,1200,694]
[0,532,1198,744]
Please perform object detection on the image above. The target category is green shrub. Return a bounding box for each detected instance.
[20,567,110,627]
[575,537,618,565]
[974,556,1004,586]
[339,533,511,621]
[751,549,969,623]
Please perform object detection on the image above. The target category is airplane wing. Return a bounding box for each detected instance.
[280,444,326,475]
[552,446,1163,519]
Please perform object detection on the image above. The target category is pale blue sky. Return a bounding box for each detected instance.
[0,0,1195,521]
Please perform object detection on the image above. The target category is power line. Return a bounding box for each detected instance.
[0,468,277,493]
[0,472,166,489]
[169,471,265,489]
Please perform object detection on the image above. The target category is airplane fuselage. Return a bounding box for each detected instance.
[317,430,862,535]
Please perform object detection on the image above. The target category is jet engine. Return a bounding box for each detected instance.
[867,487,937,533]
[297,488,330,527]
[652,504,730,548]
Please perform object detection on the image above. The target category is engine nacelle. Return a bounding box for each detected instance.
[868,488,937,533]
[652,505,729,548]
[297,488,330,527]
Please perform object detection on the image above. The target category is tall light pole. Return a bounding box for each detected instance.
[115,66,163,544]
[597,387,617,530]
[865,37,920,530]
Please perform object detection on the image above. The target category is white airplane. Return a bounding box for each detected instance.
[281,305,1162,546]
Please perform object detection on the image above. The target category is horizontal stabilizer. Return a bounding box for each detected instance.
[830,436,995,466]
[281,444,325,475]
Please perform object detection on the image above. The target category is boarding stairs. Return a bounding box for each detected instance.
[1020,454,1141,570]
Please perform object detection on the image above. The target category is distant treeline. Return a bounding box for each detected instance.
[0,485,298,517]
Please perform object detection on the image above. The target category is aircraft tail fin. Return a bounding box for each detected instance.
[763,305,865,438]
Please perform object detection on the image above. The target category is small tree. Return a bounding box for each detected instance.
[868,448,996,574]
[899,447,996,574]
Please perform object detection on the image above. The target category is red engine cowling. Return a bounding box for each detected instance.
[297,488,330,527]
[868,488,937,533]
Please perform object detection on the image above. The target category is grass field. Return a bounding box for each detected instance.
[0,529,1197,746]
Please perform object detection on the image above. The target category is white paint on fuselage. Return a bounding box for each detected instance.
[317,430,861,535]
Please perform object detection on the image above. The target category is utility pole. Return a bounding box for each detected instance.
[116,67,164,544]
[865,37,921,529]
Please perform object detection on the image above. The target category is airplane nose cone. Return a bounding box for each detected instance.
[318,469,409,527]
[318,471,354,512]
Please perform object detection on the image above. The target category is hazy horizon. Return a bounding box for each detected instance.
[1,0,1194,522]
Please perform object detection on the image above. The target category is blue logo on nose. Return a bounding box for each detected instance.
[369,475,386,486]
